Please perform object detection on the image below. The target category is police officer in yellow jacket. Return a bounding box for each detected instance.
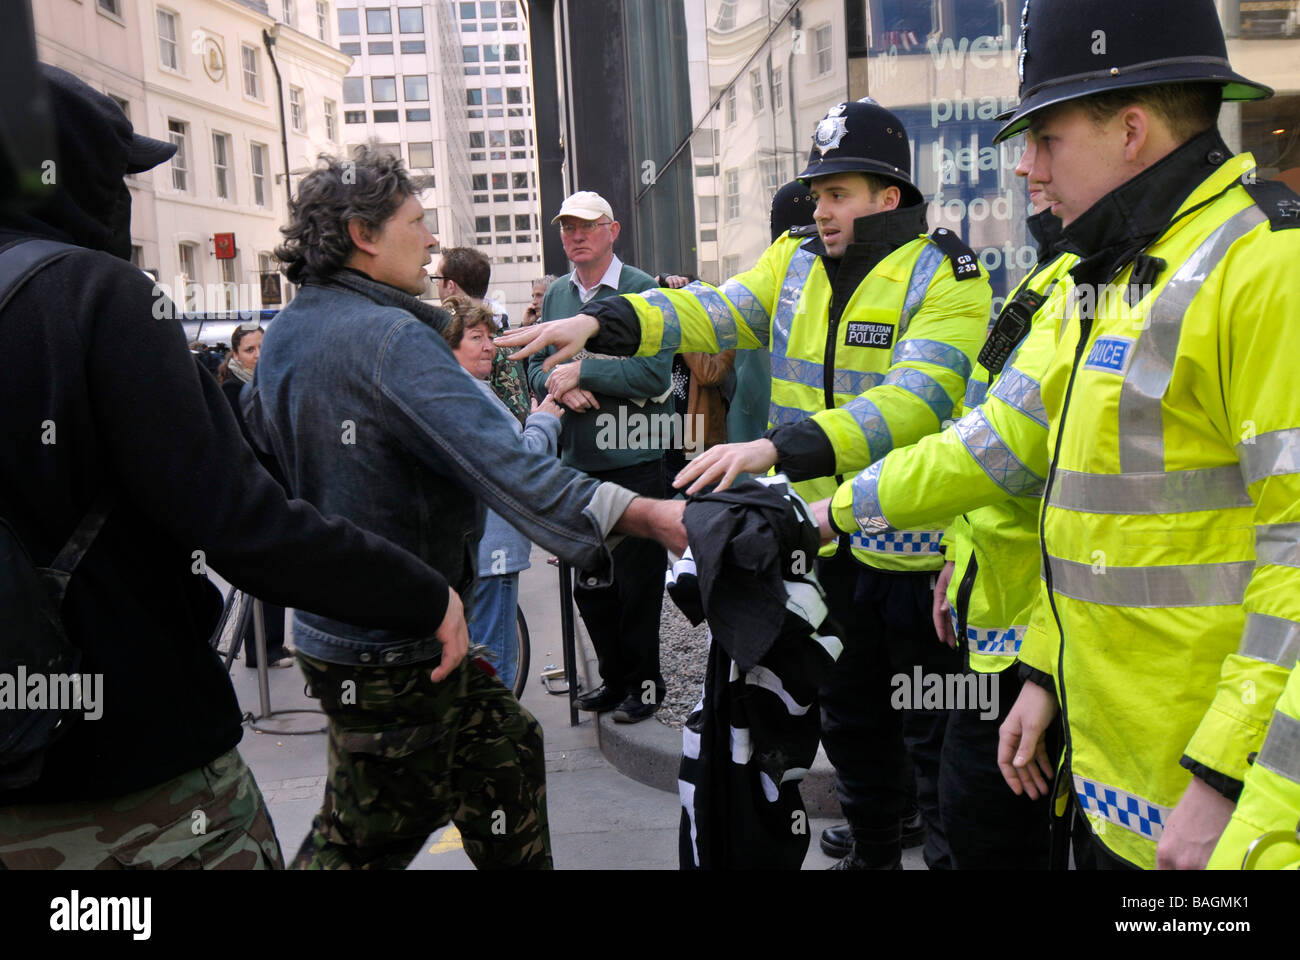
[502,99,992,869]
[818,204,1076,868]
[1209,662,1300,869]
[983,0,1300,871]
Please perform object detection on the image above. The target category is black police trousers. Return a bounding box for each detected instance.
[817,549,962,869]
[937,664,1053,869]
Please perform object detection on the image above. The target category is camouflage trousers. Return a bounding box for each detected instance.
[292,652,551,870]
[0,748,282,869]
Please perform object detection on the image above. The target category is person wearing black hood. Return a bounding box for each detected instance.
[500,99,993,870]
[0,65,468,869]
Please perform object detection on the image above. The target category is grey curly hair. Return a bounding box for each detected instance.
[275,146,425,285]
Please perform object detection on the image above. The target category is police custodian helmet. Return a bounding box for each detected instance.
[798,98,923,207]
[994,0,1272,143]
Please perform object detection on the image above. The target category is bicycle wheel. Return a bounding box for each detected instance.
[210,587,251,673]
[513,604,530,699]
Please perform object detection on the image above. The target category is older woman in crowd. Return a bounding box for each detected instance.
[441,296,564,692]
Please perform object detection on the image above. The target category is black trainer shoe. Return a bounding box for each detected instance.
[828,844,903,870]
[612,692,663,723]
[574,683,624,713]
[900,809,926,850]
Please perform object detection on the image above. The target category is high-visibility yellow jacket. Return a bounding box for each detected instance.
[607,221,990,572]
[831,248,1078,672]
[1015,150,1300,870]
[1208,664,1300,869]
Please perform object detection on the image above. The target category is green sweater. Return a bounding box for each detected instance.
[526,263,673,472]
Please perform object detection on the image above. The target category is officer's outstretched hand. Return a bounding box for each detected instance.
[430,587,470,683]
[998,680,1058,800]
[673,439,778,496]
[1156,776,1236,870]
[495,313,600,371]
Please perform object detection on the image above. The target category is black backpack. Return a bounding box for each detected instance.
[0,238,113,789]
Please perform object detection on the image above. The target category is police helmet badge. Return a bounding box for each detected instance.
[813,110,849,156]
[1017,0,1030,84]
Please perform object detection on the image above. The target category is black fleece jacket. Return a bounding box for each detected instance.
[0,71,449,803]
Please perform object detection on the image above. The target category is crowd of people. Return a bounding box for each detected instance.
[2,0,1299,873]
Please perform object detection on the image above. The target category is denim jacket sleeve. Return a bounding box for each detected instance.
[377,319,633,577]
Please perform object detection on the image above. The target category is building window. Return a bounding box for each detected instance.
[724,168,739,220]
[504,43,519,61]
[462,45,479,62]
[409,142,433,168]
[494,215,510,233]
[400,40,425,53]
[344,110,366,124]
[178,243,199,309]
[289,87,305,131]
[157,9,179,70]
[130,244,143,267]
[814,24,833,76]
[398,6,423,32]
[343,76,364,103]
[98,0,121,16]
[338,7,358,34]
[490,173,507,191]
[405,108,431,121]
[722,255,741,279]
[761,157,782,192]
[250,142,268,206]
[219,257,238,310]
[242,44,261,98]
[482,44,500,63]
[699,195,717,223]
[481,1,497,16]
[282,0,295,29]
[371,76,396,101]
[514,214,530,231]
[715,0,737,31]
[486,88,503,106]
[772,66,784,112]
[365,7,391,33]
[475,215,491,232]
[469,132,485,148]
[459,2,475,18]
[724,86,736,126]
[324,99,337,140]
[508,130,525,148]
[340,41,361,55]
[512,172,528,189]
[368,41,393,54]
[167,119,187,191]
[750,69,764,113]
[213,132,233,200]
[472,175,487,190]
[316,1,329,41]
[501,0,517,17]
[506,87,523,104]
[467,89,482,105]
[403,75,428,101]
[373,109,398,123]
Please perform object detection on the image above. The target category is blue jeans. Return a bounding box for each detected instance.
[468,573,520,693]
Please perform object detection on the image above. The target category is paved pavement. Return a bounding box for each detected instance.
[223,548,923,870]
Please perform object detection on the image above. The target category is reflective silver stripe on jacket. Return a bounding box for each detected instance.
[883,366,955,422]
[689,282,739,350]
[843,396,894,465]
[1048,464,1252,515]
[988,366,1048,428]
[1238,428,1300,487]
[1117,205,1266,473]
[640,290,681,352]
[1256,523,1300,569]
[770,353,882,395]
[719,277,770,347]
[850,460,891,536]
[1238,613,1300,668]
[893,338,972,379]
[768,247,817,364]
[954,407,1045,497]
[964,378,988,410]
[1045,556,1252,608]
[899,241,945,335]
[1256,711,1300,785]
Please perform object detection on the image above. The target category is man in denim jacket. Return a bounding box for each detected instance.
[243,149,685,869]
